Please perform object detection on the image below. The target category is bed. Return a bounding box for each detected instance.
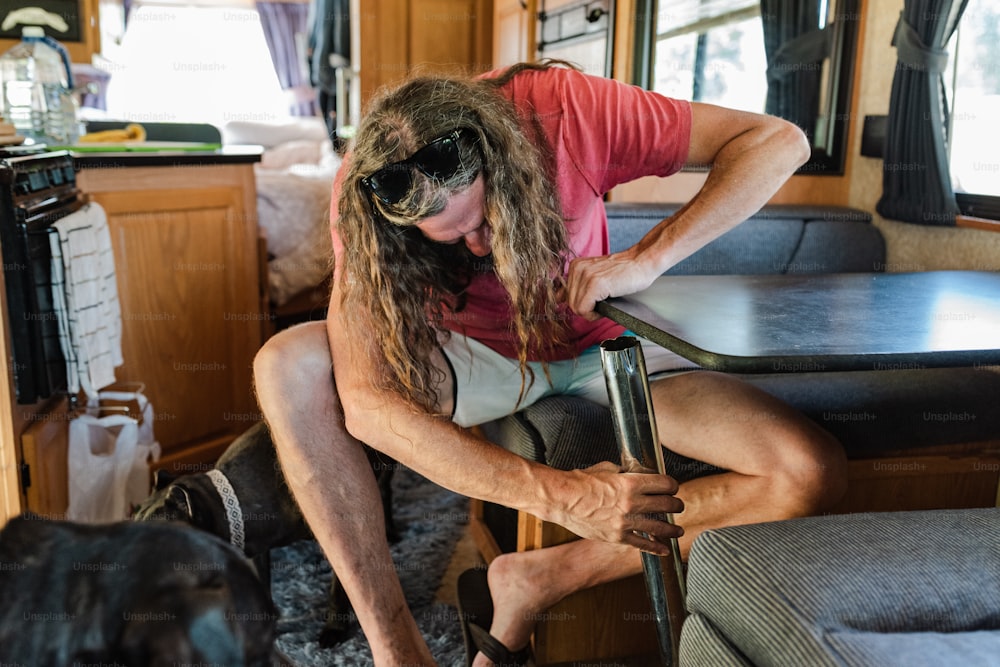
[222,118,340,320]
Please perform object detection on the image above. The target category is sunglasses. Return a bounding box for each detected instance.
[362,128,477,207]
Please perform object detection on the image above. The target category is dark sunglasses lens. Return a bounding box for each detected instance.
[413,135,462,179]
[368,167,413,204]
[367,131,470,205]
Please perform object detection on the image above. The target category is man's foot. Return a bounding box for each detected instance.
[458,567,532,666]
[466,541,641,666]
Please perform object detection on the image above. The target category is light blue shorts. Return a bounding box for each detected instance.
[441,332,698,427]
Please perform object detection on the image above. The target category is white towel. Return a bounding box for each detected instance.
[48,202,123,395]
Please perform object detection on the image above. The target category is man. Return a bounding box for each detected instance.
[253,61,847,666]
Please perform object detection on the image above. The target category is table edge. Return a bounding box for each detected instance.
[595,301,1000,374]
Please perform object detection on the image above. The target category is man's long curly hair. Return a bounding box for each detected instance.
[337,61,574,413]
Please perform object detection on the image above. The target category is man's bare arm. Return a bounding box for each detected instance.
[325,274,684,554]
[566,104,810,317]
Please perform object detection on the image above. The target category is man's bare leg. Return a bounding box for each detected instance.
[472,370,847,667]
[253,321,436,666]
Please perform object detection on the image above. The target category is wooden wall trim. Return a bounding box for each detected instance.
[957,215,1000,233]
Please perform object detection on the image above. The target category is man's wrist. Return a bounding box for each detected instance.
[522,463,581,526]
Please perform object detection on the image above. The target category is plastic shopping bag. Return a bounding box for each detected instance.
[94,387,161,513]
[66,412,139,523]
[66,385,161,522]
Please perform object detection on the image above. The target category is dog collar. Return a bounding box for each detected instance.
[206,469,246,552]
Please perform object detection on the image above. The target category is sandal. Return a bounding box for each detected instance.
[456,568,532,667]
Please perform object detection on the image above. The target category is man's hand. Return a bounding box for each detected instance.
[548,462,684,555]
[563,249,659,320]
[565,106,810,321]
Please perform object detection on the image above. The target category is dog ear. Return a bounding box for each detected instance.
[153,469,177,490]
[167,485,195,520]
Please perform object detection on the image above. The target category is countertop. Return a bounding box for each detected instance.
[69,144,264,169]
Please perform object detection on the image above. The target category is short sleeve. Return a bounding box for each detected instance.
[553,68,692,194]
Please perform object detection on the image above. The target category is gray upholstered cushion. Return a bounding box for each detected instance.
[605,202,884,276]
[824,630,1000,667]
[478,394,724,481]
[678,613,754,666]
[680,508,1000,666]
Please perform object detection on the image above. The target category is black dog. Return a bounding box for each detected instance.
[0,514,287,666]
[133,420,399,646]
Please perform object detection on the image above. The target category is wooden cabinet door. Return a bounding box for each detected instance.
[409,0,492,72]
[493,0,535,68]
[359,0,493,105]
[78,164,262,466]
[19,397,71,518]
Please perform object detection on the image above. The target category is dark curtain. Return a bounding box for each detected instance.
[876,0,969,225]
[760,0,826,140]
[256,1,319,117]
[308,0,351,142]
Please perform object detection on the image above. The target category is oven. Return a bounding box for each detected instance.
[0,149,82,404]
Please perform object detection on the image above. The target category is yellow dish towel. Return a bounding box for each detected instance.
[78,123,146,143]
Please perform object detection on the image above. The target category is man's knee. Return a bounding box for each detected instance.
[773,427,848,515]
[254,321,331,386]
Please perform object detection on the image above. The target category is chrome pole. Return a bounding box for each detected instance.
[600,335,686,666]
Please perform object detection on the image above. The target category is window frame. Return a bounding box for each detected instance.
[633,0,861,176]
[948,5,1000,222]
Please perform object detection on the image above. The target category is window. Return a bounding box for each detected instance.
[645,0,858,175]
[537,0,614,77]
[652,0,766,113]
[949,0,1000,218]
[98,4,288,127]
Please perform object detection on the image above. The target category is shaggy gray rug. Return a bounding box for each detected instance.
[270,467,470,666]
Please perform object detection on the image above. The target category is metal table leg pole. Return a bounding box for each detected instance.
[600,336,686,666]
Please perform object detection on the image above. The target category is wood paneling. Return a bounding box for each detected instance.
[20,397,72,519]
[0,268,23,524]
[359,0,493,106]
[493,0,535,69]
[830,449,1000,514]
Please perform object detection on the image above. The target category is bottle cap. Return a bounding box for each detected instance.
[21,26,46,38]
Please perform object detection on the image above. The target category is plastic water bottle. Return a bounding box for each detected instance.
[0,26,78,145]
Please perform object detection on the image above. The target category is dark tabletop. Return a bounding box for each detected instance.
[596,271,1000,373]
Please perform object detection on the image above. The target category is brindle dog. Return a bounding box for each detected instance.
[133,421,399,646]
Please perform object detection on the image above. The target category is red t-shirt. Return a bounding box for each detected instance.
[331,66,691,361]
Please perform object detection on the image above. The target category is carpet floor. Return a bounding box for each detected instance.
[270,466,478,666]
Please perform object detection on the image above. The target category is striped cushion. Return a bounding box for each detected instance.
[678,612,753,666]
[825,630,1000,667]
[681,508,1000,666]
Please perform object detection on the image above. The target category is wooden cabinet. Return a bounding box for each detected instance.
[493,0,536,68]
[0,154,263,523]
[76,157,263,471]
[358,0,493,104]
